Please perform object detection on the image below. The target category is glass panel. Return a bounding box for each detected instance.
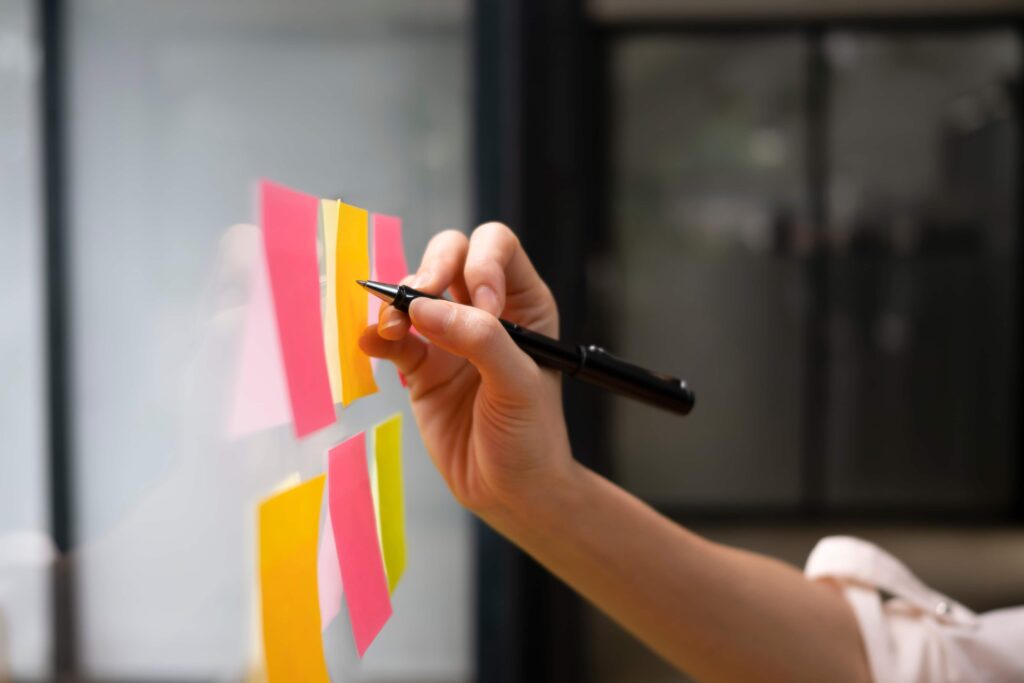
[607,35,809,507]
[68,1,471,679]
[0,0,51,679]
[824,31,1020,510]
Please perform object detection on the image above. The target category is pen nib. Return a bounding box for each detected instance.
[358,279,401,304]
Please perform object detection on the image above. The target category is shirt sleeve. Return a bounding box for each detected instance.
[804,535,1024,683]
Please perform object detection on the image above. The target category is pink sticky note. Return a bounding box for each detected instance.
[225,246,290,438]
[260,180,336,437]
[317,516,343,632]
[367,264,381,375]
[372,213,410,286]
[372,213,411,387]
[328,433,392,656]
[367,263,381,327]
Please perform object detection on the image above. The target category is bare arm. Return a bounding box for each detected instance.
[484,465,869,683]
[360,223,871,683]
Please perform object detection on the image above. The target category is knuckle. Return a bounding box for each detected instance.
[473,221,518,245]
[460,310,500,351]
[438,228,468,245]
[426,229,467,258]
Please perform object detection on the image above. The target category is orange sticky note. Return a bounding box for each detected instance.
[258,475,330,683]
[336,202,379,405]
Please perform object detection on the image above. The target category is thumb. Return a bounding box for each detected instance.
[409,297,536,398]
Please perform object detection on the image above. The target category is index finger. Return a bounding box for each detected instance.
[410,229,471,304]
[463,222,558,336]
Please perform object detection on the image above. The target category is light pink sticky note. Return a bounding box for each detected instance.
[260,179,336,437]
[317,516,343,632]
[372,213,411,386]
[225,247,290,438]
[328,433,392,656]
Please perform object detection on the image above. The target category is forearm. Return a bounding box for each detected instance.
[481,462,870,683]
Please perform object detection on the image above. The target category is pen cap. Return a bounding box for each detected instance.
[576,345,695,415]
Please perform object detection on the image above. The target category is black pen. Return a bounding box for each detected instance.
[357,280,695,416]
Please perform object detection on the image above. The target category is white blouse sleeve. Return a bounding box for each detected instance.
[804,535,1024,683]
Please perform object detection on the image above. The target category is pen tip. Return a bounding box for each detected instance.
[355,279,368,287]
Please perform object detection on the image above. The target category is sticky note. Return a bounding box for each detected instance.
[372,213,412,386]
[316,515,343,632]
[328,433,392,655]
[372,214,410,284]
[247,472,301,677]
[225,245,291,438]
[373,413,406,593]
[320,200,343,404]
[367,263,381,327]
[336,203,379,405]
[260,179,335,437]
[258,475,330,683]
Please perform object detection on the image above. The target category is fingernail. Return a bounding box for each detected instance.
[381,316,404,331]
[474,285,499,315]
[409,297,452,335]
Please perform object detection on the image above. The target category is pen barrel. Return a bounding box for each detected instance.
[379,283,695,417]
[575,346,695,415]
[500,320,581,373]
[500,320,694,416]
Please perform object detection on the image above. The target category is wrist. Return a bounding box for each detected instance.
[478,456,591,541]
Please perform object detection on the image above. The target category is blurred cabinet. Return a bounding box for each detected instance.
[601,28,1020,515]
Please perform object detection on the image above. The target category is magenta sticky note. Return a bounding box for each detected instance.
[225,246,291,438]
[260,179,336,437]
[328,433,392,656]
[317,516,343,632]
[372,213,411,386]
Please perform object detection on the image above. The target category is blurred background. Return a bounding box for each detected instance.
[2,0,1024,681]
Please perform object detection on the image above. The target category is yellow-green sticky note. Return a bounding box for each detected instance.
[373,413,406,593]
[336,202,379,406]
[258,475,330,683]
[320,199,343,404]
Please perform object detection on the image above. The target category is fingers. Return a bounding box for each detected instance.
[359,325,466,397]
[360,325,427,375]
[408,297,537,400]
[411,229,471,303]
[464,222,557,336]
[378,232,467,341]
[377,303,411,340]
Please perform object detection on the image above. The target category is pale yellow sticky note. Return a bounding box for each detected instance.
[336,202,379,405]
[320,199,343,404]
[373,413,406,593]
[258,475,330,683]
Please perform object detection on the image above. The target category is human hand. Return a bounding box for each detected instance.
[359,223,576,515]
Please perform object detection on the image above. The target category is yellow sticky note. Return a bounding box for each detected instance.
[249,471,302,678]
[336,202,379,405]
[258,475,330,683]
[373,413,406,593]
[320,200,343,404]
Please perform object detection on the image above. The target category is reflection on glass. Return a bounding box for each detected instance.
[0,0,52,679]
